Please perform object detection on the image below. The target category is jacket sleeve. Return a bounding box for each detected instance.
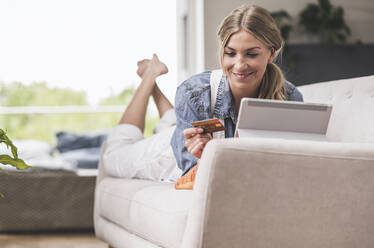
[170,84,200,175]
[285,81,304,102]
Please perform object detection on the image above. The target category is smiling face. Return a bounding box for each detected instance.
[222,29,275,98]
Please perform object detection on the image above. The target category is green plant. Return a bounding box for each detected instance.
[0,128,32,197]
[299,0,351,44]
[271,10,293,42]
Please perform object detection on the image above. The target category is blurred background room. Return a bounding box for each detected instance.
[0,0,373,246]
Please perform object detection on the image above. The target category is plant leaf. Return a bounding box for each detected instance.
[0,129,19,159]
[0,154,32,170]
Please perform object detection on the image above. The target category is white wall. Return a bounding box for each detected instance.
[176,0,205,84]
[203,0,374,70]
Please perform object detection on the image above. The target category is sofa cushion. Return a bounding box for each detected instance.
[298,75,374,142]
[97,178,192,248]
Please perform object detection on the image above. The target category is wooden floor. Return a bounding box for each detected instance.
[0,232,108,248]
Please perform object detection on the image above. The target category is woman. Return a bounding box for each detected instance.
[103,54,182,182]
[170,5,303,189]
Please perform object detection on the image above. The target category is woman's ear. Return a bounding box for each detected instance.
[268,47,276,64]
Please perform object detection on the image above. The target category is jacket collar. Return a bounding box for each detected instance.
[212,75,238,124]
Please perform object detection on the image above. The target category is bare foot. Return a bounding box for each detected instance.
[136,59,150,78]
[143,54,168,78]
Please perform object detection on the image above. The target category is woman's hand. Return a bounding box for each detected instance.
[183,128,212,159]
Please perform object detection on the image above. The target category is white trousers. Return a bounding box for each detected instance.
[103,109,181,182]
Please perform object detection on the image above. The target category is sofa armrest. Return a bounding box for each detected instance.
[182,138,374,248]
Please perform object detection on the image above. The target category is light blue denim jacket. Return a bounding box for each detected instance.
[170,71,304,175]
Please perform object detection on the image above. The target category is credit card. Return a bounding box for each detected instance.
[191,118,225,133]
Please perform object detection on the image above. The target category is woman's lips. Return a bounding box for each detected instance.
[231,71,254,81]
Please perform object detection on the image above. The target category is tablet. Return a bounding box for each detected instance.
[236,98,333,141]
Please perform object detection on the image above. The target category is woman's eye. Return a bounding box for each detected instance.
[224,52,235,57]
[247,53,258,58]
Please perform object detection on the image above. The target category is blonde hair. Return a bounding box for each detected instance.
[217,5,286,100]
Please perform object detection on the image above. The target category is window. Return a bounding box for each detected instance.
[0,0,177,140]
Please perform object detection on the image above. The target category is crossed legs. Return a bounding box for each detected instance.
[119,54,173,133]
[118,54,196,189]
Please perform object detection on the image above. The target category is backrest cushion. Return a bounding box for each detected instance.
[298,75,374,143]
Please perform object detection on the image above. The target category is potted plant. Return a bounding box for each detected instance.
[0,128,32,197]
[276,0,374,86]
[299,0,351,44]
[271,10,293,43]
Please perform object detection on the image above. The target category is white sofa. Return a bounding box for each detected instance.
[94,75,374,248]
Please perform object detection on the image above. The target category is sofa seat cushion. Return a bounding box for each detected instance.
[97,178,193,248]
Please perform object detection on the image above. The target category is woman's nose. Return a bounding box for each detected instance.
[234,56,248,71]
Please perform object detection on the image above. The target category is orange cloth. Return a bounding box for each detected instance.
[174,164,199,190]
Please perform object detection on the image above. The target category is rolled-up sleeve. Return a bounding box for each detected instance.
[170,84,199,175]
[285,81,304,102]
[289,88,304,102]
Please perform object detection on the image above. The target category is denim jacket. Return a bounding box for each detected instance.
[170,71,304,175]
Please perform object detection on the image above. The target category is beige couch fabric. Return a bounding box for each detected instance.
[299,75,374,142]
[96,178,191,248]
[199,138,374,248]
[95,75,374,248]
